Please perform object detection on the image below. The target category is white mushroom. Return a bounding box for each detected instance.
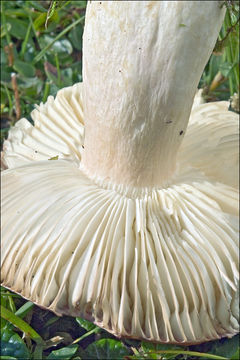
[1,1,239,345]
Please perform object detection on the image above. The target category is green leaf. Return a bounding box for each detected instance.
[82,339,131,360]
[74,317,102,345]
[1,328,30,359]
[1,327,14,342]
[13,60,35,78]
[53,39,73,54]
[34,13,47,31]
[75,318,97,332]
[208,335,239,359]
[0,305,43,345]
[231,348,240,359]
[33,11,59,32]
[41,36,73,55]
[5,18,28,40]
[68,25,83,50]
[47,344,78,360]
[3,8,32,18]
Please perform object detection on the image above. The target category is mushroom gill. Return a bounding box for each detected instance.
[1,1,239,345]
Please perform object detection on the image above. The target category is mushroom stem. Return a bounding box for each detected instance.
[81,1,225,188]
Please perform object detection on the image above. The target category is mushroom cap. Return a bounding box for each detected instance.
[1,84,239,344]
[1,83,84,170]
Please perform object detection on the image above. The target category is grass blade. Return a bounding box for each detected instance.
[72,327,99,344]
[15,301,34,319]
[20,21,32,57]
[149,349,227,359]
[0,305,43,345]
[33,15,85,64]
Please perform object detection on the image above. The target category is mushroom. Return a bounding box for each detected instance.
[1,1,239,345]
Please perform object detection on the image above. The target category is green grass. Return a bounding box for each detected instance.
[199,0,239,107]
[0,1,239,359]
[1,0,86,144]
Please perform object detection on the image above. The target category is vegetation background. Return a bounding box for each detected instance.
[0,1,239,359]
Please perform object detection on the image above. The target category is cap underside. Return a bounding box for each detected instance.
[1,84,239,344]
